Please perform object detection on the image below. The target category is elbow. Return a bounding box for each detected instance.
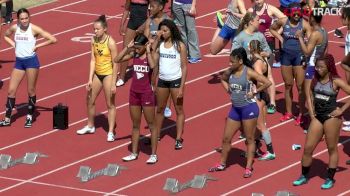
[267,81,272,88]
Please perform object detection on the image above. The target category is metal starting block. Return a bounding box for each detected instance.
[163,174,217,194]
[0,152,47,170]
[76,164,126,182]
[276,191,299,196]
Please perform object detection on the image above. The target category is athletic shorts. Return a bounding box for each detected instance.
[219,24,236,41]
[305,65,315,80]
[127,3,148,30]
[228,103,259,121]
[129,90,156,106]
[15,54,40,70]
[280,50,304,66]
[157,78,182,88]
[256,91,270,104]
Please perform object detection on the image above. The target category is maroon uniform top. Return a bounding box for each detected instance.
[131,56,153,93]
[254,4,274,43]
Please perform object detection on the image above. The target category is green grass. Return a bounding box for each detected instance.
[13,0,56,11]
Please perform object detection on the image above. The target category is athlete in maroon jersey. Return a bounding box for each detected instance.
[115,34,158,164]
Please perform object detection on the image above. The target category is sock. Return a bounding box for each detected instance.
[302,166,310,177]
[262,130,274,154]
[5,97,15,119]
[267,143,274,154]
[327,168,336,180]
[28,95,36,116]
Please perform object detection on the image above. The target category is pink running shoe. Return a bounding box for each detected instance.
[295,115,304,126]
[208,163,226,172]
[280,113,294,122]
[243,168,253,178]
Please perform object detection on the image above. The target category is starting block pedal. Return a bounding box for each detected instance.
[163,178,180,193]
[163,174,217,194]
[76,164,126,182]
[276,191,299,196]
[0,152,47,170]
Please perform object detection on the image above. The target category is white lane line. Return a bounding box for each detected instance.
[0,176,125,196]
[52,9,121,18]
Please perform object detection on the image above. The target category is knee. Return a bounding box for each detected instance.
[107,102,115,110]
[86,96,94,106]
[156,106,165,114]
[284,83,293,90]
[210,46,219,55]
[245,136,255,145]
[222,137,231,145]
[174,106,184,115]
[297,87,304,96]
[303,146,313,156]
[327,145,338,155]
[132,123,140,131]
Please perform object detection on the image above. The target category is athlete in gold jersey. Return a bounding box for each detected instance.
[76,15,118,142]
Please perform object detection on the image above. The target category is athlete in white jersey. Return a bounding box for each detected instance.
[0,8,56,128]
[152,19,187,150]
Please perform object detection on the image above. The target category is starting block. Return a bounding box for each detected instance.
[0,152,47,170]
[276,191,299,196]
[76,164,126,182]
[163,174,217,193]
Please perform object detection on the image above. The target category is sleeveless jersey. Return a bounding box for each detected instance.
[15,23,36,58]
[254,4,274,43]
[149,14,169,37]
[93,36,113,75]
[313,80,337,115]
[308,28,328,66]
[131,56,153,93]
[282,19,303,52]
[225,0,241,29]
[159,42,182,81]
[229,66,255,107]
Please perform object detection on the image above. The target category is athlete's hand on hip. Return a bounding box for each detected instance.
[329,107,343,118]
[33,46,38,52]
[264,29,273,38]
[246,91,255,99]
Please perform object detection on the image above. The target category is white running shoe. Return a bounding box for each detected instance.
[164,107,172,118]
[146,154,158,164]
[122,153,138,162]
[343,126,350,132]
[76,126,95,135]
[116,79,125,87]
[107,132,115,142]
[343,121,350,126]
